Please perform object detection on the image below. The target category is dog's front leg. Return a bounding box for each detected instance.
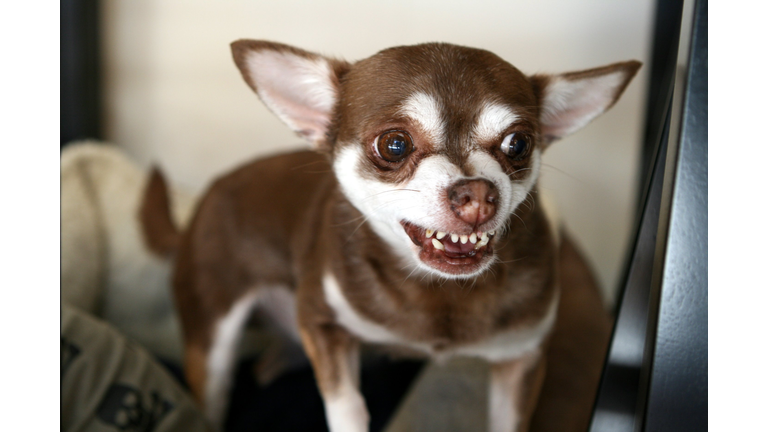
[300,323,368,432]
[488,350,546,432]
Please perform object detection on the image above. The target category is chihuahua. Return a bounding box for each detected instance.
[142,40,640,432]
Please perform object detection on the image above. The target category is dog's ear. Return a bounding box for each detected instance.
[530,61,641,146]
[231,40,350,149]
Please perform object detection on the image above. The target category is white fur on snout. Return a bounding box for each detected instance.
[399,92,445,145]
[473,103,519,143]
[333,144,541,279]
[335,146,460,261]
[466,148,541,234]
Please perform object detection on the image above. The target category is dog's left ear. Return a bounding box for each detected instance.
[231,40,350,150]
[531,61,641,146]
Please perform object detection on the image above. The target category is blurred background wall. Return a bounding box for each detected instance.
[100,0,654,304]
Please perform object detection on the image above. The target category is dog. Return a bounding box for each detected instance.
[141,40,640,432]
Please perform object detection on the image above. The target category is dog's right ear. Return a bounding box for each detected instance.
[231,40,350,150]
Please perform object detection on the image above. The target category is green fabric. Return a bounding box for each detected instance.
[61,304,209,432]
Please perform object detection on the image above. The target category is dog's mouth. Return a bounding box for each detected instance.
[401,221,496,276]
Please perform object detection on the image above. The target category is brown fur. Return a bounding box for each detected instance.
[336,43,540,185]
[140,167,180,256]
[528,236,612,432]
[171,151,332,353]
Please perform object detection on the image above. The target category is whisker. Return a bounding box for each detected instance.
[290,160,331,171]
[511,212,529,232]
[494,257,528,265]
[331,213,368,226]
[540,163,586,184]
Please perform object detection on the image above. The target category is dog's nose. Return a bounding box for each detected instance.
[448,179,498,227]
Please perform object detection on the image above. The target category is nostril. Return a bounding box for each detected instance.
[447,179,498,226]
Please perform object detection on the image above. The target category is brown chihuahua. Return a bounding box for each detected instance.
[142,40,640,432]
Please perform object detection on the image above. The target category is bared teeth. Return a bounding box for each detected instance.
[420,226,496,249]
[415,224,494,253]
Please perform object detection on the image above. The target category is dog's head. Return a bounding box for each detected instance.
[232,40,640,279]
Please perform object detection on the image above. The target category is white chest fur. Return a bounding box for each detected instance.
[322,272,558,363]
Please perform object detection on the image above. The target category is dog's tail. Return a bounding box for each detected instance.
[140,167,181,256]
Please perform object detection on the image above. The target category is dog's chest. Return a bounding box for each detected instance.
[322,272,557,362]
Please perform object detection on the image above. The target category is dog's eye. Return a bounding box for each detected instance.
[376,130,414,162]
[500,133,530,160]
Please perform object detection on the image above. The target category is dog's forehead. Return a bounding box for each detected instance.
[335,43,537,143]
